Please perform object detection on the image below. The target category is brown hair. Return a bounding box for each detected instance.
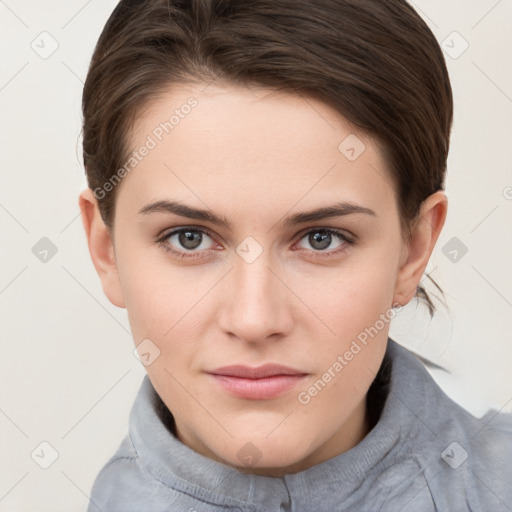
[81,0,453,314]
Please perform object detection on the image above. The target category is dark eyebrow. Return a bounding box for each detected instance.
[138,200,376,230]
[138,200,231,229]
[282,202,376,226]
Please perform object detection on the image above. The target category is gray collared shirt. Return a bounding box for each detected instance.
[86,339,512,511]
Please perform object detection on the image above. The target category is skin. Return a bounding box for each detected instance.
[79,82,447,477]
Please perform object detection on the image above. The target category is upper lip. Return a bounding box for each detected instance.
[206,364,307,379]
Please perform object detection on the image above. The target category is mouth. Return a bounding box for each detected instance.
[205,364,308,400]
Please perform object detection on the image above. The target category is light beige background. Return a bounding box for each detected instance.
[0,1,511,510]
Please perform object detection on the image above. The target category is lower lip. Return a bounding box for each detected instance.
[207,373,307,400]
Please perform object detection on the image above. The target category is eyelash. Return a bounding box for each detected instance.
[156,226,356,260]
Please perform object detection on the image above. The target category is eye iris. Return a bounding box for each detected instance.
[309,231,331,250]
[179,230,202,249]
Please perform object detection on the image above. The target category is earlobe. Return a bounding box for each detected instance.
[78,188,126,308]
[393,191,448,307]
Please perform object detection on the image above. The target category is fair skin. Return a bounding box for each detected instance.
[79,82,447,477]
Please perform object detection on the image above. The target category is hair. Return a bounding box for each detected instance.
[81,0,453,315]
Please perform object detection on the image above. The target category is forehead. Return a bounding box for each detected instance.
[118,82,397,220]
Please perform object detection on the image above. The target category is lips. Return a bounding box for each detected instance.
[205,364,308,400]
[207,363,306,379]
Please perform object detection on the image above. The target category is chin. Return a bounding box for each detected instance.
[212,434,312,474]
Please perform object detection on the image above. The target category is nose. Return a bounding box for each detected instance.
[217,249,294,344]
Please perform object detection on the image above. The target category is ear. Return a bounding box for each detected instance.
[79,188,125,308]
[393,191,448,306]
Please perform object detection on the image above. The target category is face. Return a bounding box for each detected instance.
[85,82,441,476]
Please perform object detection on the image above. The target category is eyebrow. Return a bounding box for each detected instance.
[138,200,376,229]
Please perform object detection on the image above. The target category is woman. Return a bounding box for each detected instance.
[79,0,512,510]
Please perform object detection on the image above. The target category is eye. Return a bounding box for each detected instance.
[294,228,355,257]
[156,226,355,260]
[157,227,217,259]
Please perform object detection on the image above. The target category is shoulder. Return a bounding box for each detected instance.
[385,341,512,509]
[417,398,512,510]
[386,405,512,511]
[462,408,512,499]
[85,435,180,512]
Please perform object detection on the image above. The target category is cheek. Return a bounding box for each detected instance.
[295,268,393,414]
[117,248,215,346]
[298,257,397,337]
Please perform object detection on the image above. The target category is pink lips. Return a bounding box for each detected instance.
[206,364,307,400]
